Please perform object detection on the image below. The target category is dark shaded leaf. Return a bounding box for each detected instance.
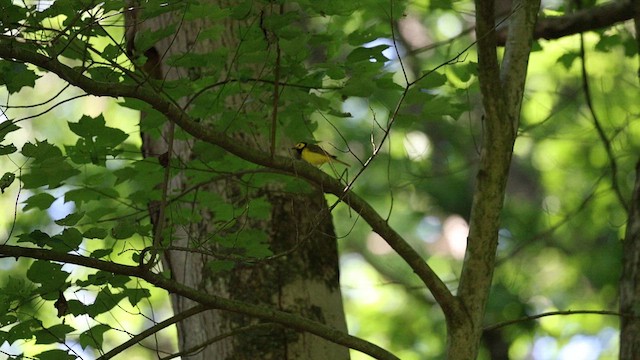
[79,324,111,350]
[0,62,39,94]
[54,212,85,226]
[23,193,56,211]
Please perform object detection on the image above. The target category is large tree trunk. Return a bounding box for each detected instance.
[620,160,640,359]
[125,2,349,358]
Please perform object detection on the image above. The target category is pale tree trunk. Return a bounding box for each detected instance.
[125,2,349,359]
[620,160,640,359]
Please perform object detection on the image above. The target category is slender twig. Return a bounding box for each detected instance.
[578,32,628,211]
[484,309,623,331]
[99,305,209,359]
[161,323,281,360]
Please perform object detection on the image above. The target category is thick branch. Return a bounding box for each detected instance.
[0,244,398,360]
[497,1,632,44]
[451,0,539,357]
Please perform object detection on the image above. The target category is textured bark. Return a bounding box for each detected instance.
[125,2,349,359]
[448,0,540,357]
[620,160,640,359]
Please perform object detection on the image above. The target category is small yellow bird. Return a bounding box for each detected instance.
[292,142,350,167]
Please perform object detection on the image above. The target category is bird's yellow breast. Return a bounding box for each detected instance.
[300,148,333,165]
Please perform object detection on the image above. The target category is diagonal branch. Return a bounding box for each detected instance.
[0,244,398,360]
[100,305,209,359]
[484,309,623,331]
[497,1,633,44]
[0,32,459,334]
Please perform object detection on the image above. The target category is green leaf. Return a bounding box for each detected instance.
[90,248,113,259]
[64,187,99,205]
[102,1,124,12]
[83,227,108,239]
[422,95,465,120]
[26,261,69,295]
[346,45,390,63]
[17,230,51,247]
[67,115,128,166]
[450,61,477,82]
[206,260,236,273]
[557,52,579,70]
[20,142,80,188]
[184,2,230,21]
[64,186,119,206]
[218,229,271,258]
[137,0,184,21]
[36,349,75,360]
[23,193,56,211]
[7,318,40,344]
[167,52,220,68]
[0,172,16,193]
[101,43,122,61]
[0,1,27,31]
[248,197,271,220]
[0,62,39,94]
[66,299,87,316]
[111,219,136,239]
[54,212,85,226]
[79,324,111,350]
[86,287,125,317]
[86,66,123,82]
[86,206,117,221]
[595,33,621,52]
[0,314,17,328]
[342,77,376,97]
[77,271,129,288]
[0,144,17,155]
[124,288,151,306]
[21,140,63,162]
[52,228,83,252]
[134,23,177,52]
[68,115,129,147]
[418,71,447,89]
[0,120,20,142]
[21,160,80,189]
[34,324,75,345]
